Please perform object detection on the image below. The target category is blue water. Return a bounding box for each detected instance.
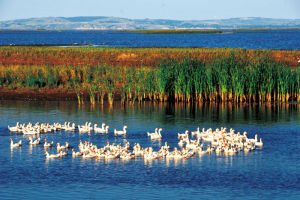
[0,101,300,199]
[1,29,300,49]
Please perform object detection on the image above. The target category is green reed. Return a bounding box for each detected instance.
[0,51,299,104]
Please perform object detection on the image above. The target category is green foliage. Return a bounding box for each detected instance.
[0,53,298,103]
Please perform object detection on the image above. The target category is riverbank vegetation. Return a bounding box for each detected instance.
[0,46,300,105]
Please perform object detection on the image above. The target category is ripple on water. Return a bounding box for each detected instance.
[1,101,300,199]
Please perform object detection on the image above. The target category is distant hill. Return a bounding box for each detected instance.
[0,16,300,30]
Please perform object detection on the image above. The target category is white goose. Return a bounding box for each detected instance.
[56,142,69,151]
[44,139,53,148]
[114,126,128,135]
[191,127,200,136]
[206,145,214,153]
[133,143,143,156]
[23,128,40,135]
[64,123,76,131]
[72,149,83,157]
[78,122,92,133]
[186,138,200,149]
[94,123,110,133]
[255,138,263,146]
[147,128,158,137]
[44,150,61,158]
[178,131,189,146]
[59,151,68,157]
[149,128,163,140]
[197,144,206,155]
[178,130,189,139]
[10,138,22,148]
[144,152,159,160]
[178,138,185,146]
[8,122,20,132]
[27,137,40,145]
[82,152,96,159]
[224,145,237,154]
[215,145,223,153]
[104,151,119,159]
[120,152,135,160]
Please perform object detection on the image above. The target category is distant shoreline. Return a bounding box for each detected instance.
[0,27,300,32]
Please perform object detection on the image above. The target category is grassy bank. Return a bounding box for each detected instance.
[0,47,300,104]
[0,46,299,67]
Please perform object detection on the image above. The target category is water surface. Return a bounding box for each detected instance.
[0,101,300,199]
[1,29,300,49]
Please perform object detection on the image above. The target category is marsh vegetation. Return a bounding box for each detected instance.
[0,47,299,105]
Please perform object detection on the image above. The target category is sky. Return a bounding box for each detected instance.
[0,0,299,21]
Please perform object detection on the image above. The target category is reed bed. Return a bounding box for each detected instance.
[0,48,300,104]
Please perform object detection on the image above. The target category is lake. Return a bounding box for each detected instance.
[0,100,300,199]
[1,29,300,49]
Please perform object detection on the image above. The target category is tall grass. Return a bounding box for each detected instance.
[0,48,300,104]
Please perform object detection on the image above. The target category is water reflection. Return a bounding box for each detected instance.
[2,101,300,126]
[28,145,33,155]
[224,154,234,167]
[10,146,22,160]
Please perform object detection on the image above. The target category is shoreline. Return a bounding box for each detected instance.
[0,88,78,101]
[0,88,300,105]
[0,88,123,102]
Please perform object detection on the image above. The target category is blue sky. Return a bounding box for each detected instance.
[0,0,299,21]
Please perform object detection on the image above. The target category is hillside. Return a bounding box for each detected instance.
[0,16,300,30]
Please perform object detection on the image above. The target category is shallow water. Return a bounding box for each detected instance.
[0,101,300,199]
[1,29,300,49]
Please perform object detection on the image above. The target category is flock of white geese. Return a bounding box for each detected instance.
[8,121,263,160]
